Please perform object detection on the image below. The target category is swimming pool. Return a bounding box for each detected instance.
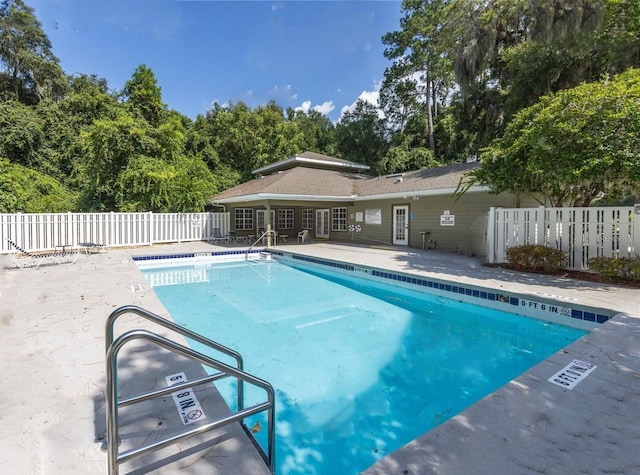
[139,256,588,475]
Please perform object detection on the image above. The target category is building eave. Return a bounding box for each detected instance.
[212,186,490,205]
[212,193,358,204]
[252,156,369,175]
[354,185,490,201]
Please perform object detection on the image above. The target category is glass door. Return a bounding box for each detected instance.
[315,209,330,239]
[393,205,409,245]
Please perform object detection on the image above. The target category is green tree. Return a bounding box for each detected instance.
[0,157,76,212]
[206,101,304,181]
[381,0,453,154]
[115,154,215,212]
[334,99,389,170]
[0,0,67,103]
[61,74,118,126]
[287,108,336,156]
[0,99,42,167]
[446,0,638,144]
[121,64,165,127]
[79,111,155,210]
[379,139,438,175]
[459,69,640,206]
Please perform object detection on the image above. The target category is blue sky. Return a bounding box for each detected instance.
[29,0,402,121]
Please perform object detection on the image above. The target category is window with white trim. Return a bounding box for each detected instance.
[332,207,347,231]
[278,209,294,230]
[302,209,314,229]
[234,208,253,230]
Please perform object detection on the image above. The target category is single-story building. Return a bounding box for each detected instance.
[210,151,537,257]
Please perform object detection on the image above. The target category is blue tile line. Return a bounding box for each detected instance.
[134,249,612,325]
[132,249,264,261]
[273,251,611,325]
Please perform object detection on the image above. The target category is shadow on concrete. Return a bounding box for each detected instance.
[93,331,272,475]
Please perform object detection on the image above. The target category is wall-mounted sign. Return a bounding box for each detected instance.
[440,215,455,226]
[365,209,382,225]
[355,212,363,222]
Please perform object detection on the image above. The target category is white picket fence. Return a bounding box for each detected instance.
[488,205,640,270]
[0,212,230,253]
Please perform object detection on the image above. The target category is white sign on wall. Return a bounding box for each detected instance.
[365,209,382,225]
[440,215,455,226]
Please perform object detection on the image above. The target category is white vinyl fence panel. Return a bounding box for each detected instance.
[0,212,229,253]
[488,205,640,270]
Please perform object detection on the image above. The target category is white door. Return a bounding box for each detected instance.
[393,205,409,245]
[256,210,275,233]
[315,209,330,239]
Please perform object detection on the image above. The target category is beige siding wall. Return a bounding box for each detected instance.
[344,192,538,257]
[224,192,538,257]
[225,201,354,238]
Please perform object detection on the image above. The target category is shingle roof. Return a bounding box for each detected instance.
[252,151,370,175]
[211,158,480,203]
[212,167,369,201]
[356,162,479,197]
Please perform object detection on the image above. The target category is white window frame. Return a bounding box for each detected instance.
[332,207,347,231]
[278,209,294,230]
[302,208,314,229]
[234,208,253,230]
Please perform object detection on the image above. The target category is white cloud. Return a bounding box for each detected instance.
[313,101,335,115]
[294,100,335,116]
[339,90,380,117]
[295,100,312,114]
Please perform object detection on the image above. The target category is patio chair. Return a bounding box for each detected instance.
[297,230,309,243]
[79,242,108,254]
[6,239,79,269]
[209,228,228,244]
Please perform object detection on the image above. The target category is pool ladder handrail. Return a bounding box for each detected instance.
[246,229,276,258]
[105,305,275,475]
[106,305,246,410]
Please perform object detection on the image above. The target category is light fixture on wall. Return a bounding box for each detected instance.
[413,196,419,201]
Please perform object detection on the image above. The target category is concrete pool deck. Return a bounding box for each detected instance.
[1,241,638,474]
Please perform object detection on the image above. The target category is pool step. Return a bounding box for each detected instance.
[259,252,272,261]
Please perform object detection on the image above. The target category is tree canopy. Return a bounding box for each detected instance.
[0,0,638,212]
[458,68,640,206]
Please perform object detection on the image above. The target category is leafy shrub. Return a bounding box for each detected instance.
[505,245,568,272]
[588,256,640,282]
[0,158,77,212]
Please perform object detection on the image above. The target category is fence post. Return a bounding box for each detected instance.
[67,211,73,247]
[149,211,154,246]
[110,212,116,247]
[487,207,496,263]
[632,204,640,257]
[538,205,546,246]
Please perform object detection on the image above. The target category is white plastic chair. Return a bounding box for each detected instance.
[297,230,309,243]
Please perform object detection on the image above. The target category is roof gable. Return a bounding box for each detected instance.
[252,151,370,175]
[211,159,481,204]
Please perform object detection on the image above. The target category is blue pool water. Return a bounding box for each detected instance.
[141,258,587,475]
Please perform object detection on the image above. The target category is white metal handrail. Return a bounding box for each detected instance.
[246,229,276,257]
[105,306,275,474]
[106,304,245,410]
